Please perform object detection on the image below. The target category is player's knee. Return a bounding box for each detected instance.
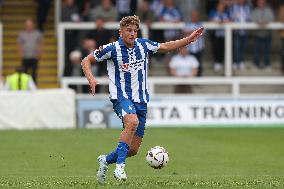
[124,116,139,130]
[125,123,139,133]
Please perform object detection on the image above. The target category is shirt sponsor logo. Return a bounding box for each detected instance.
[120,59,145,72]
[121,64,129,71]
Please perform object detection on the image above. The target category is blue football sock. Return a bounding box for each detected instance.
[116,141,129,164]
[106,150,118,164]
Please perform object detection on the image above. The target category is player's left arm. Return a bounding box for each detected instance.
[158,27,204,53]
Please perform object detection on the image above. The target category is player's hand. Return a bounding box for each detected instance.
[188,27,204,43]
[89,79,99,96]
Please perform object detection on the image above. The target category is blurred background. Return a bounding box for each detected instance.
[0,0,284,129]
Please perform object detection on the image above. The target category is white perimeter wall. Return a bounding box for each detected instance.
[0,89,76,130]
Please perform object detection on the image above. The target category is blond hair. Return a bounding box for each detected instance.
[119,15,140,29]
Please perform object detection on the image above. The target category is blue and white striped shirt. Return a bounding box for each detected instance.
[93,37,160,103]
[229,3,251,35]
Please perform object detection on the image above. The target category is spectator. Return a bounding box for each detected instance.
[168,46,199,93]
[69,38,97,93]
[251,0,274,69]
[80,0,92,21]
[137,0,154,27]
[149,0,164,43]
[80,38,97,60]
[80,38,100,76]
[79,37,108,93]
[278,3,284,73]
[87,17,115,47]
[36,0,52,32]
[69,49,86,92]
[88,0,101,8]
[17,18,43,83]
[183,10,205,76]
[0,0,4,8]
[61,0,81,76]
[69,50,83,77]
[79,0,102,21]
[4,66,37,91]
[229,0,251,70]
[116,0,137,20]
[150,0,164,19]
[206,0,244,16]
[75,0,89,15]
[61,0,80,22]
[209,1,230,72]
[78,0,102,21]
[89,0,117,21]
[267,0,281,11]
[86,18,112,78]
[223,0,235,9]
[175,0,200,22]
[159,0,182,41]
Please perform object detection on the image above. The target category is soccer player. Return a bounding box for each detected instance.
[81,15,203,184]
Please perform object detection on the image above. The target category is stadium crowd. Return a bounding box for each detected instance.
[60,0,284,82]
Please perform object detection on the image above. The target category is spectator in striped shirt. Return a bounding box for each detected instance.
[229,0,251,70]
[158,0,183,41]
[251,0,274,69]
[209,1,230,72]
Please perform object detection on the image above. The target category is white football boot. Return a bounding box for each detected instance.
[97,155,108,184]
[114,163,127,181]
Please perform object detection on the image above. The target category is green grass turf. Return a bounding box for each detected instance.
[0,128,284,188]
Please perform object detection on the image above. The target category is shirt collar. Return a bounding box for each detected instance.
[118,37,137,49]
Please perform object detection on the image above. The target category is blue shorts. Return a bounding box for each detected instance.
[110,98,147,138]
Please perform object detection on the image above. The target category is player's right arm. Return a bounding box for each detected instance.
[81,54,98,95]
[81,43,113,95]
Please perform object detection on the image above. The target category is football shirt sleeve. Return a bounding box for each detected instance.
[93,43,113,62]
[144,39,160,54]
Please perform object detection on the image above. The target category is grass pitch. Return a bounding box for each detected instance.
[0,128,284,188]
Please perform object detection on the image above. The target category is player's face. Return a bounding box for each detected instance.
[119,25,138,48]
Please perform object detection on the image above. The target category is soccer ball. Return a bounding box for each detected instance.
[146,146,169,169]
